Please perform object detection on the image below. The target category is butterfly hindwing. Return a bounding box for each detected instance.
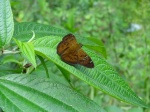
[77,49,94,68]
[61,52,78,64]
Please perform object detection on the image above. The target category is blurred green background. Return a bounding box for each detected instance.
[10,0,150,112]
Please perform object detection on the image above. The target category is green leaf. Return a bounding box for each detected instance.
[0,74,102,112]
[13,22,70,42]
[33,36,150,108]
[14,39,36,68]
[0,0,14,48]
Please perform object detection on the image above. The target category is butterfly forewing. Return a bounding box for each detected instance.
[57,34,94,68]
[57,34,77,55]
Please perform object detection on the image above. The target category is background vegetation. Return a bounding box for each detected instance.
[1,0,150,112]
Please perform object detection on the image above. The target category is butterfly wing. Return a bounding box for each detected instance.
[57,34,77,55]
[57,33,94,68]
[61,52,78,64]
[77,49,94,68]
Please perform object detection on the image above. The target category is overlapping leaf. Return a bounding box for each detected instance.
[14,39,36,68]
[0,74,102,112]
[0,0,14,48]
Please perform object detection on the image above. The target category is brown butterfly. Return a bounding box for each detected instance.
[57,34,94,68]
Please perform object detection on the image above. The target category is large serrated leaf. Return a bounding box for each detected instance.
[33,36,150,108]
[0,74,102,112]
[14,39,36,68]
[0,0,14,48]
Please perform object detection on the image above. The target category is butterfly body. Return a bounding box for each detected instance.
[57,34,94,68]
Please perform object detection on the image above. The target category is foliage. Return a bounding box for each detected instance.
[0,0,150,112]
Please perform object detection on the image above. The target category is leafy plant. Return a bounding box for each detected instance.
[0,0,150,112]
